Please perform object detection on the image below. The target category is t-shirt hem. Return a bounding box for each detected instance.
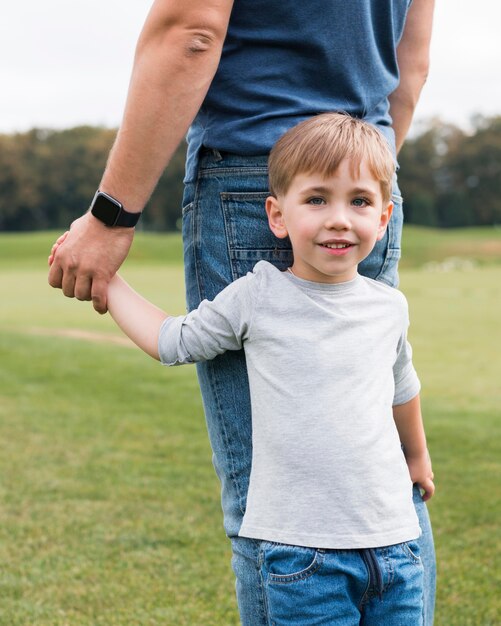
[238,524,422,550]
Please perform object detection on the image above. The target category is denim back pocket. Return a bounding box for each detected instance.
[221,192,292,280]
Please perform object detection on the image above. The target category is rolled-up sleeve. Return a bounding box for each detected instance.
[158,274,256,366]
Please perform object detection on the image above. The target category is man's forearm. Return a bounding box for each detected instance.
[389,84,427,155]
[389,0,435,153]
[100,0,234,212]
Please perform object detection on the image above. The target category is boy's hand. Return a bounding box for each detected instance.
[405,449,435,502]
[48,212,134,314]
[48,231,69,267]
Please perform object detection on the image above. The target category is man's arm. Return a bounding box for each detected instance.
[389,0,435,153]
[393,394,435,501]
[48,0,234,313]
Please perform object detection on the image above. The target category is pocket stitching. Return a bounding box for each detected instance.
[181,201,194,217]
[401,541,422,565]
[264,548,325,585]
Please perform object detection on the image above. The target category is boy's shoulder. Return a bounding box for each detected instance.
[249,260,287,284]
[359,275,409,309]
[228,260,285,299]
[252,260,282,275]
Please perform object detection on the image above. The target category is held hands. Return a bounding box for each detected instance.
[47,212,134,314]
[405,448,435,502]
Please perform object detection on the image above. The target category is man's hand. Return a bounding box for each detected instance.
[48,212,135,314]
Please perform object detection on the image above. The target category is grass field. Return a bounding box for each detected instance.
[0,228,500,625]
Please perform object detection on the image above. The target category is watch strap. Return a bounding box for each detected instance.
[114,207,141,228]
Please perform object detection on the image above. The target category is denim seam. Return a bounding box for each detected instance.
[258,547,272,626]
[205,357,247,518]
[191,175,204,305]
[191,172,247,516]
[181,199,194,217]
[199,166,269,177]
[372,216,395,284]
[220,192,239,283]
[381,547,394,595]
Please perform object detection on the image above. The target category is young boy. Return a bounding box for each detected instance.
[50,113,434,624]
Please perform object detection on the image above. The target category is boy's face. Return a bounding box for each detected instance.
[266,158,393,284]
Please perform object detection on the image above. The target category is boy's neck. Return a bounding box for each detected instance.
[286,266,360,287]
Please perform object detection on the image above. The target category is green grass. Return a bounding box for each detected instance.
[1,228,500,624]
[400,225,501,270]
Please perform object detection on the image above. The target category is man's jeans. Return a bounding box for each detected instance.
[182,150,436,625]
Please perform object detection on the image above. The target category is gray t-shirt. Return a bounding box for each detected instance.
[159,261,421,549]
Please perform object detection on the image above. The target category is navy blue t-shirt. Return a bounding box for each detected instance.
[185,0,412,181]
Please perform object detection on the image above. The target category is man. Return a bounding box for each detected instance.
[49,1,436,623]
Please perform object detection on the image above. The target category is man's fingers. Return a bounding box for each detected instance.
[61,271,77,298]
[91,278,109,314]
[74,275,93,302]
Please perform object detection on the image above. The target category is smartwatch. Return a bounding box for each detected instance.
[89,190,141,227]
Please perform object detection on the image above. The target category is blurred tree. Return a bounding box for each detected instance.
[398,115,501,228]
[0,118,500,231]
[442,115,501,226]
[0,127,186,231]
[143,143,186,231]
[398,123,441,226]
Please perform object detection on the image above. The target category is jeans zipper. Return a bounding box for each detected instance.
[360,548,384,600]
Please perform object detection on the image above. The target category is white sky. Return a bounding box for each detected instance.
[1,0,500,134]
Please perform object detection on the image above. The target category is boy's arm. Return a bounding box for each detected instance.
[49,233,253,364]
[49,233,167,361]
[393,394,435,501]
[107,274,169,361]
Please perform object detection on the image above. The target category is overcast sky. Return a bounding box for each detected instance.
[1,0,500,134]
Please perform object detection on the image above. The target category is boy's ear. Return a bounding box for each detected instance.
[376,201,393,241]
[266,196,289,239]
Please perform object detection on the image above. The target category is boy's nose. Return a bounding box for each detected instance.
[324,206,351,230]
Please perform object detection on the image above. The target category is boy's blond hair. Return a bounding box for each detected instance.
[268,112,395,204]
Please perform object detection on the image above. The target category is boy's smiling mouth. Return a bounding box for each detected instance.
[319,240,354,249]
[321,243,351,249]
[317,240,356,257]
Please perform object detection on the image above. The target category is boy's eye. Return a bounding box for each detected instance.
[352,197,369,207]
[307,197,326,205]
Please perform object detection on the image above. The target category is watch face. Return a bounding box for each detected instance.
[91,192,122,226]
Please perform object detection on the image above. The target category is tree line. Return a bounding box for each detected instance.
[1,115,500,231]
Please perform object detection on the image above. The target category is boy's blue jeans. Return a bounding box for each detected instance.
[182,150,436,625]
[258,539,424,625]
